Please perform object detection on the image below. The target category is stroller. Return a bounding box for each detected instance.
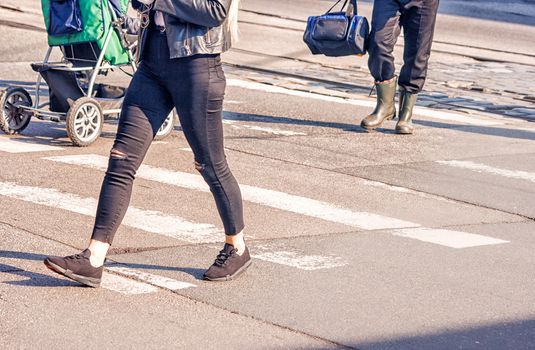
[0,0,175,146]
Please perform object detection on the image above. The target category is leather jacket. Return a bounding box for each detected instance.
[133,0,232,59]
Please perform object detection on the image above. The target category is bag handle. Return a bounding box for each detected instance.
[325,0,358,16]
[348,0,358,16]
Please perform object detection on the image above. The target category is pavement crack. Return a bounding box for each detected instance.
[107,246,184,255]
[167,288,359,350]
[0,220,81,251]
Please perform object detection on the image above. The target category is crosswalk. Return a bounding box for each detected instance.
[0,136,63,153]
[1,125,531,294]
[44,154,509,249]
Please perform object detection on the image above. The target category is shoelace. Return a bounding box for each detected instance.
[66,253,85,261]
[214,249,235,267]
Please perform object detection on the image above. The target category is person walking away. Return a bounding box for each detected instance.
[361,0,440,134]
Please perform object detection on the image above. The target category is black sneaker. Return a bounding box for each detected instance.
[43,249,103,288]
[203,244,252,281]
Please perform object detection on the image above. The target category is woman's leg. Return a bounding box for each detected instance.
[165,55,249,280]
[44,63,173,287]
[168,55,244,240]
[90,63,174,250]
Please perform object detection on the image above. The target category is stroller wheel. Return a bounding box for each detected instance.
[66,97,103,147]
[0,87,32,135]
[155,110,176,141]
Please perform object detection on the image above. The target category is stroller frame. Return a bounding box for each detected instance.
[0,1,175,146]
[32,7,137,122]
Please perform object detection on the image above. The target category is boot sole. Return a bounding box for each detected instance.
[395,127,413,135]
[203,259,253,282]
[360,114,396,130]
[44,259,101,288]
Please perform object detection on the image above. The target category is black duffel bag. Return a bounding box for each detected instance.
[303,0,369,57]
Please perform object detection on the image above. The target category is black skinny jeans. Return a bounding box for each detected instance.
[91,27,244,244]
[368,0,439,93]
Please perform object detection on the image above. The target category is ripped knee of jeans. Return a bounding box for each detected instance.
[194,161,206,172]
[110,148,128,160]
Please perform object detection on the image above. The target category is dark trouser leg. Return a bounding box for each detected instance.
[91,63,173,244]
[398,0,440,93]
[368,0,402,82]
[168,55,244,235]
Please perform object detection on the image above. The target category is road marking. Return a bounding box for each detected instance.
[227,79,504,126]
[101,272,159,294]
[106,264,196,290]
[437,160,535,183]
[222,119,306,136]
[44,154,416,231]
[0,181,223,243]
[252,245,346,270]
[356,178,459,204]
[0,137,62,153]
[392,228,509,248]
[45,154,508,248]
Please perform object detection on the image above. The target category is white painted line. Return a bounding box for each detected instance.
[179,147,193,152]
[106,265,196,290]
[355,178,458,204]
[392,228,509,248]
[44,155,509,248]
[252,245,346,270]
[233,124,306,136]
[227,79,504,126]
[222,119,306,136]
[101,272,158,294]
[437,160,535,183]
[0,137,62,153]
[0,181,223,243]
[44,154,416,231]
[224,100,243,105]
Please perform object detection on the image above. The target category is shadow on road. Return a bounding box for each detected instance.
[415,119,535,141]
[0,250,205,282]
[224,111,365,133]
[1,262,80,287]
[350,318,535,349]
[107,262,206,280]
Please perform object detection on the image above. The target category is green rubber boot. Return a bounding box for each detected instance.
[360,78,397,130]
[395,91,417,135]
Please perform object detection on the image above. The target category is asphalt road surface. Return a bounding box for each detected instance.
[1,1,535,349]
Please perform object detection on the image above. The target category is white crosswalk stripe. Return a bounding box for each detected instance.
[0,137,63,153]
[223,119,306,136]
[392,228,508,249]
[100,272,159,294]
[44,154,509,249]
[252,244,347,270]
[437,160,535,183]
[0,181,222,243]
[105,264,197,291]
